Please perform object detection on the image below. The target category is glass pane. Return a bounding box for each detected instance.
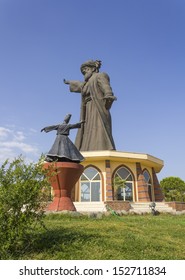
[117,187,123,200]
[91,182,100,201]
[81,173,88,181]
[84,167,97,180]
[114,174,120,181]
[125,182,133,200]
[126,192,132,200]
[143,170,150,182]
[125,182,132,189]
[127,174,133,181]
[81,183,90,202]
[93,173,100,180]
[117,167,130,179]
[114,174,124,187]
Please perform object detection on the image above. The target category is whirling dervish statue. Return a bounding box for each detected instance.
[41,114,84,163]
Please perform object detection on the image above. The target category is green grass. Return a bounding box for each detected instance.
[19,213,185,260]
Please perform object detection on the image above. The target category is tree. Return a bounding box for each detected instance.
[160,177,185,202]
[113,176,127,200]
[0,156,51,259]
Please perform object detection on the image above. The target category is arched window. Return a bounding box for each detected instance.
[113,167,134,201]
[80,167,101,202]
[143,170,152,201]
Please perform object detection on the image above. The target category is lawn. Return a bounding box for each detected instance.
[19,213,185,260]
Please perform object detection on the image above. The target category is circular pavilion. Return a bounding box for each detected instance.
[72,150,164,211]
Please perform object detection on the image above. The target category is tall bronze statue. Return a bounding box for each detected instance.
[64,60,117,151]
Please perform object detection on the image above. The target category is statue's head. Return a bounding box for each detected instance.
[80,60,101,74]
[63,114,72,124]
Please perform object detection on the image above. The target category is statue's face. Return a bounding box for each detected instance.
[82,66,95,81]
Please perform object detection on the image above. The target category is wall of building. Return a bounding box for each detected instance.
[73,154,163,203]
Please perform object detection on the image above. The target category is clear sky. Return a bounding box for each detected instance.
[0,0,185,181]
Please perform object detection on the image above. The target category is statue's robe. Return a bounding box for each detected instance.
[69,72,116,151]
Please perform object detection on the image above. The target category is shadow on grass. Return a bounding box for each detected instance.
[35,227,98,250]
[19,225,102,259]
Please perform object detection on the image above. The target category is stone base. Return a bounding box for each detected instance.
[43,162,84,212]
[47,197,76,211]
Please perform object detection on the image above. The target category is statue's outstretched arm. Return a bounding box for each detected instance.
[41,125,59,133]
[63,78,83,93]
[69,120,85,130]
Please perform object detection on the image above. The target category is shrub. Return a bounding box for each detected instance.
[160,176,185,202]
[0,156,50,259]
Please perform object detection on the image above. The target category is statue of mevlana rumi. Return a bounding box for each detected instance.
[64,59,117,151]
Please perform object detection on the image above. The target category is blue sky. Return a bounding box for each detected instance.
[0,0,185,181]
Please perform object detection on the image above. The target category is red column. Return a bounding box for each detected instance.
[43,162,84,211]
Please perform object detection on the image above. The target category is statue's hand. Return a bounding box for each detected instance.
[63,79,70,84]
[103,96,117,110]
[103,95,117,101]
[41,128,45,132]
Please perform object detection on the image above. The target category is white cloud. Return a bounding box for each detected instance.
[1,141,38,153]
[0,126,40,164]
[0,127,11,139]
[0,147,14,161]
[13,131,26,142]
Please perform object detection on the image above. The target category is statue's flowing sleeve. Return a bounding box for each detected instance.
[69,81,84,93]
[43,125,59,133]
[69,123,82,129]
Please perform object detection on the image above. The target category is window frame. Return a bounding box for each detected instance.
[143,169,153,201]
[113,166,134,201]
[80,166,102,202]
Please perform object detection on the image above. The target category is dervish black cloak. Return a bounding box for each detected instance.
[43,123,84,162]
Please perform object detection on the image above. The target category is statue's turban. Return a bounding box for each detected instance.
[80,60,101,73]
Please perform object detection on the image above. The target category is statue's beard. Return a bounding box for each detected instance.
[84,72,93,81]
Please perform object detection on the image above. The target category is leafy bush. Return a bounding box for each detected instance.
[0,156,51,259]
[160,176,185,202]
